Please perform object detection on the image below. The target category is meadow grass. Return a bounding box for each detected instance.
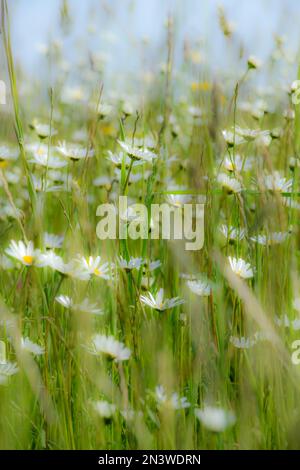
[1,0,300,450]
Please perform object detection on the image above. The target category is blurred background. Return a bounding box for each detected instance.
[9,0,300,95]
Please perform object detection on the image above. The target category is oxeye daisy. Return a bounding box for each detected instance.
[222,130,245,147]
[56,141,95,161]
[263,172,293,193]
[55,295,73,309]
[275,314,300,331]
[234,125,270,142]
[92,175,113,188]
[289,156,300,170]
[0,254,13,270]
[75,298,103,315]
[118,256,144,272]
[89,334,131,361]
[247,55,262,70]
[77,256,112,280]
[93,400,116,419]
[220,224,245,242]
[229,335,257,349]
[36,250,66,273]
[250,231,290,246]
[5,240,39,266]
[0,362,19,385]
[31,174,69,193]
[107,150,130,168]
[195,406,236,432]
[283,108,295,120]
[29,120,57,139]
[43,232,64,249]
[64,261,91,281]
[228,256,254,279]
[148,260,162,271]
[0,145,19,167]
[186,280,211,296]
[107,150,143,169]
[217,173,242,193]
[223,154,252,172]
[166,194,192,208]
[140,288,185,311]
[21,337,45,355]
[55,295,103,315]
[96,102,113,119]
[61,85,89,104]
[154,385,190,410]
[114,168,144,184]
[117,140,157,162]
[27,144,67,169]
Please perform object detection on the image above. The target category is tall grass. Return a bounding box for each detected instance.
[0,0,300,450]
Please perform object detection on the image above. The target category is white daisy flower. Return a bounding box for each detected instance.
[64,261,91,281]
[77,256,111,280]
[117,140,157,162]
[94,400,116,418]
[263,172,293,193]
[89,334,131,361]
[44,232,64,249]
[275,314,300,331]
[195,406,236,432]
[55,295,73,309]
[228,257,254,279]
[96,102,113,119]
[75,298,103,315]
[217,173,242,193]
[148,260,162,271]
[92,175,113,188]
[283,109,295,120]
[31,175,69,193]
[250,231,290,246]
[155,385,190,410]
[0,254,14,270]
[36,251,66,273]
[0,145,19,163]
[21,337,45,355]
[56,141,95,161]
[61,85,89,104]
[293,298,300,313]
[166,194,192,208]
[247,55,262,69]
[230,335,257,349]
[27,144,67,168]
[223,154,252,172]
[220,225,245,241]
[187,280,211,296]
[29,121,57,139]
[140,288,185,311]
[134,136,156,149]
[234,126,270,142]
[118,257,144,271]
[107,150,132,169]
[0,362,19,384]
[114,168,144,185]
[5,240,39,266]
[107,150,144,169]
[55,295,103,315]
[289,157,300,170]
[222,130,245,147]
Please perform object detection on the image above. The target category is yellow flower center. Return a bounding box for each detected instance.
[0,160,8,168]
[94,268,102,276]
[23,255,33,265]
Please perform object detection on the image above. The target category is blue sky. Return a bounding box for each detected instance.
[9,0,300,91]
